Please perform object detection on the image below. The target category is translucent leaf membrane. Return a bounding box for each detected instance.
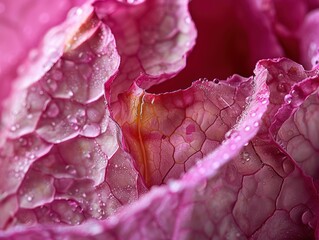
[0,5,146,230]
[0,0,319,239]
[271,68,319,187]
[3,58,318,239]
[0,0,86,113]
[93,0,196,102]
[115,75,253,187]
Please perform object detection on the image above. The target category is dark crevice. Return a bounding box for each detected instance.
[148,0,281,94]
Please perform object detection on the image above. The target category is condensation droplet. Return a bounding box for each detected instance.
[168,180,182,192]
[244,126,251,132]
[65,165,77,175]
[75,8,83,16]
[84,152,92,159]
[10,124,20,132]
[242,152,251,162]
[284,94,292,104]
[46,79,58,92]
[27,195,34,202]
[27,153,36,160]
[301,210,312,225]
[68,90,74,97]
[81,123,101,138]
[225,130,232,139]
[185,16,191,24]
[46,102,60,118]
[277,83,287,93]
[18,138,28,146]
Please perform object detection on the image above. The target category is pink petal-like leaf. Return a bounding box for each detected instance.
[0,0,86,112]
[0,4,146,230]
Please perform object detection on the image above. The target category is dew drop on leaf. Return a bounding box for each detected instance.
[284,94,292,104]
[46,102,60,118]
[81,123,101,138]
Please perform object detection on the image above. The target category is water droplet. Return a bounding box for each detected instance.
[284,94,292,104]
[168,180,182,192]
[65,165,77,175]
[27,195,33,202]
[67,91,74,97]
[81,123,101,138]
[185,16,191,24]
[253,121,259,127]
[277,83,287,93]
[225,130,232,139]
[301,210,312,225]
[84,152,91,159]
[18,138,28,146]
[27,153,36,160]
[46,79,58,92]
[27,114,33,119]
[46,102,60,118]
[10,124,20,132]
[75,8,83,16]
[244,142,249,146]
[251,112,256,117]
[244,126,251,132]
[242,152,251,162]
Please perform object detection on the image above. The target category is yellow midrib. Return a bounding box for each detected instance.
[136,93,150,186]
